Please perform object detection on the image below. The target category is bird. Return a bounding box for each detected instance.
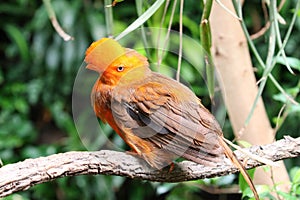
[85,37,259,200]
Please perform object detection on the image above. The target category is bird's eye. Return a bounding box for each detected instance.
[117,66,124,72]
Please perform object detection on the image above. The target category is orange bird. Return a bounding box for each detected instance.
[85,38,259,199]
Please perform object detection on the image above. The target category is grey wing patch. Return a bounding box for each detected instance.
[125,102,170,137]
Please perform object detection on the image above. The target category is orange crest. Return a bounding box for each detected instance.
[85,38,125,73]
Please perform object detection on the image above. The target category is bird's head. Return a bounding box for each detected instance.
[85,38,149,85]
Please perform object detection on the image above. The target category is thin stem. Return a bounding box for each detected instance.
[273,104,287,134]
[156,0,170,70]
[176,0,184,81]
[161,0,177,69]
[43,0,73,41]
[200,0,214,98]
[265,0,276,76]
[272,0,294,74]
[104,0,114,37]
[215,0,241,20]
[278,0,287,10]
[135,0,151,59]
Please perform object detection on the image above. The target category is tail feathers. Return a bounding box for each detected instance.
[218,137,259,200]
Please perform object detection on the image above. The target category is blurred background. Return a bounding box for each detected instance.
[0,0,299,199]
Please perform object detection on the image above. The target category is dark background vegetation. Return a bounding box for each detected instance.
[0,0,299,199]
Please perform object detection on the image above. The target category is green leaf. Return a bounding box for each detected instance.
[296,185,300,195]
[242,185,273,199]
[291,167,300,183]
[272,87,299,103]
[116,0,165,40]
[275,56,300,71]
[239,168,256,194]
[0,68,4,84]
[290,104,300,114]
[4,24,30,63]
[1,194,30,200]
[277,191,298,200]
[27,79,43,104]
[14,98,29,114]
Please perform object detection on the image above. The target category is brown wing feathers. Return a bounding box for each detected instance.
[120,87,224,165]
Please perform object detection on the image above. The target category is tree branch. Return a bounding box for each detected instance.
[1,136,299,197]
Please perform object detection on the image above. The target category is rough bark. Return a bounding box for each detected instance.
[0,136,299,198]
[210,1,290,191]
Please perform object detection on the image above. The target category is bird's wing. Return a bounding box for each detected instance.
[111,81,225,166]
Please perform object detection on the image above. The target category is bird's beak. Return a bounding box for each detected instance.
[86,63,104,73]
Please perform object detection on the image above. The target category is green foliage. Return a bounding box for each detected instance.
[0,0,120,199]
[241,167,300,200]
[0,0,299,199]
[239,168,256,197]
